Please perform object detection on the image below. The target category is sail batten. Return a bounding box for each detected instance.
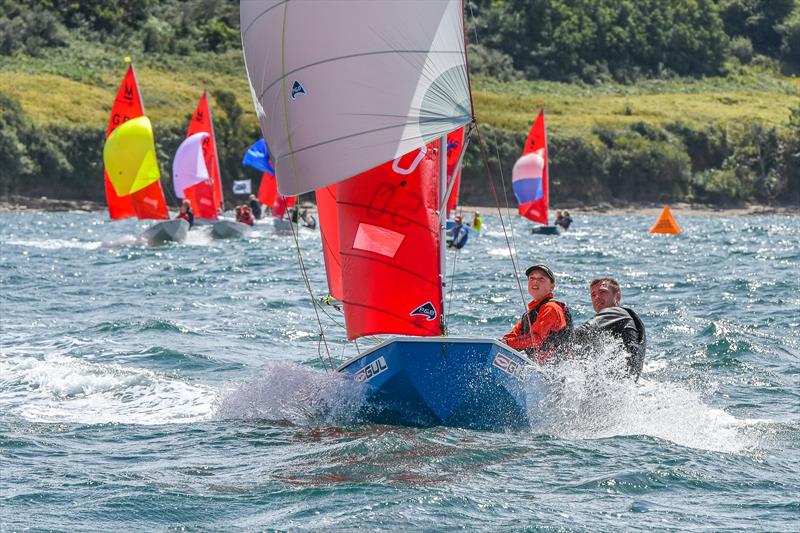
[256,49,469,100]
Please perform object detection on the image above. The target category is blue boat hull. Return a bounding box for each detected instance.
[531,225,561,235]
[337,337,546,430]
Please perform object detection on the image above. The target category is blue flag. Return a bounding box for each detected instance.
[242,139,274,175]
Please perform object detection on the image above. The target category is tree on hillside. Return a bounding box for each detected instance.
[467,0,800,81]
[0,2,67,56]
[781,103,800,203]
[717,0,796,57]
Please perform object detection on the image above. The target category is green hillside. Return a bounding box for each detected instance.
[1,0,799,206]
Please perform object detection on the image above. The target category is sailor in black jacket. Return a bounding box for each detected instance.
[574,278,646,379]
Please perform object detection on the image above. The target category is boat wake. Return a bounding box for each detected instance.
[99,234,140,248]
[212,350,759,454]
[529,341,758,453]
[183,227,215,246]
[6,238,105,250]
[215,362,365,425]
[0,353,215,425]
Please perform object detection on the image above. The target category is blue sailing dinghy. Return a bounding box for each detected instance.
[338,338,545,430]
[241,1,544,431]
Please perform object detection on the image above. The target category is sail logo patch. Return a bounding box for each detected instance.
[355,356,388,382]
[492,353,533,381]
[290,81,306,99]
[410,301,437,321]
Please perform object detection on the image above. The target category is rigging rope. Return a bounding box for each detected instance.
[280,4,335,372]
[474,125,528,315]
[466,1,528,317]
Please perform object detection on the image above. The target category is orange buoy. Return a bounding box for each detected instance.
[649,204,682,234]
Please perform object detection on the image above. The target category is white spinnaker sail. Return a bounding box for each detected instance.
[172,132,210,198]
[240,0,472,196]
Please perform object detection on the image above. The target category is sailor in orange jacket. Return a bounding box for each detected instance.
[237,205,255,226]
[502,264,573,364]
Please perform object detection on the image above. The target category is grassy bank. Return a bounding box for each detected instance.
[2,47,797,133]
[1,40,799,207]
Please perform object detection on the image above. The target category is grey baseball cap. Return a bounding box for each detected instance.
[525,264,555,283]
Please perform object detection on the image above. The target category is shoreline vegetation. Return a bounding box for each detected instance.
[2,194,797,218]
[1,1,799,207]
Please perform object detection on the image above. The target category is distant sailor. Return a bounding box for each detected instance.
[556,210,573,230]
[299,208,317,229]
[176,199,194,228]
[249,194,263,220]
[448,215,469,249]
[471,211,483,232]
[502,264,573,364]
[237,204,255,226]
[574,277,646,379]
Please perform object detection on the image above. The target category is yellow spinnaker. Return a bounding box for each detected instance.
[103,116,161,196]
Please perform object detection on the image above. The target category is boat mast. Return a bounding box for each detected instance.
[441,125,472,212]
[128,62,146,116]
[438,125,473,336]
[438,134,448,335]
[541,109,549,225]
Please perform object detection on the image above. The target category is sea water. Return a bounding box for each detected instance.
[1,211,798,531]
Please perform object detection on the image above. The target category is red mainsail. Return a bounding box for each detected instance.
[183,92,222,219]
[104,64,168,220]
[320,146,442,340]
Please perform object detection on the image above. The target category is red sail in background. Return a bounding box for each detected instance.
[104,65,140,219]
[445,126,465,218]
[183,182,217,220]
[515,110,549,225]
[258,172,278,207]
[104,64,168,220]
[271,194,296,219]
[130,187,169,219]
[327,145,442,340]
[316,185,343,300]
[184,92,222,219]
[258,170,296,217]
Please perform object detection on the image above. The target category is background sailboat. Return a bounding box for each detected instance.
[240,0,546,430]
[172,131,210,200]
[102,64,186,245]
[242,138,297,232]
[512,110,560,235]
[182,91,224,223]
[173,92,251,238]
[443,125,479,248]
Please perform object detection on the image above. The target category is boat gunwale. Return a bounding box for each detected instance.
[335,336,534,372]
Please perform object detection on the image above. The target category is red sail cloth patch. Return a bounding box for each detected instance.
[353,223,405,258]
